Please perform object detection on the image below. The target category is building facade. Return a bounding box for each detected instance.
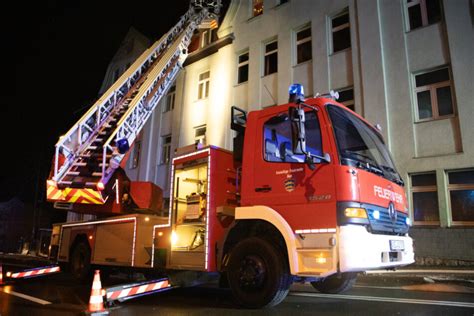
[101,0,474,265]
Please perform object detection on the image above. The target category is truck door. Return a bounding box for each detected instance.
[252,108,337,230]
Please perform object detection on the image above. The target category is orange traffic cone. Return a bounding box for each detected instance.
[87,270,107,314]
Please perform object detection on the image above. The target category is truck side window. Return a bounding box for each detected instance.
[263,111,322,163]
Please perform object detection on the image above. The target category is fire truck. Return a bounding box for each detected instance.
[45,0,414,308]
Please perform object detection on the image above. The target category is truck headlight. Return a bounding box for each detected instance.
[344,208,368,219]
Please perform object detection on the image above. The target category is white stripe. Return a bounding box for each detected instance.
[118,288,131,299]
[366,269,474,275]
[289,292,474,308]
[38,269,46,274]
[136,285,148,294]
[0,288,52,305]
[89,295,103,304]
[153,281,164,290]
[24,271,33,277]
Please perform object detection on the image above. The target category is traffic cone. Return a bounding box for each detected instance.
[87,270,108,314]
[0,264,3,285]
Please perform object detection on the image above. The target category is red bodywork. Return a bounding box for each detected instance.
[240,98,407,232]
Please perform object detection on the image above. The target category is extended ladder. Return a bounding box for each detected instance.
[47,1,221,205]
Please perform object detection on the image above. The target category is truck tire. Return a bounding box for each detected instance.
[227,237,292,308]
[310,272,357,294]
[69,241,91,282]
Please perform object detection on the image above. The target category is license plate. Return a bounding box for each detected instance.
[390,240,404,251]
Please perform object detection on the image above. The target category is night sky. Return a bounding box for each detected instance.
[2,1,197,202]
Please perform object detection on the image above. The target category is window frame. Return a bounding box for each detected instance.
[263,40,278,76]
[163,85,176,113]
[198,71,210,100]
[405,0,443,32]
[237,51,249,84]
[413,67,455,122]
[447,169,474,226]
[295,24,312,65]
[252,0,263,18]
[160,135,172,165]
[410,172,440,226]
[129,139,142,169]
[262,111,323,164]
[336,87,355,111]
[330,9,351,54]
[194,125,207,145]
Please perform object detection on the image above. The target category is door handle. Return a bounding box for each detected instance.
[255,186,272,192]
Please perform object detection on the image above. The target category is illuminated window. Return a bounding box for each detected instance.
[252,0,263,17]
[129,139,141,169]
[160,135,172,165]
[237,51,249,84]
[201,29,213,48]
[337,87,354,111]
[264,40,278,76]
[330,9,351,53]
[410,172,440,224]
[194,125,207,145]
[198,71,210,99]
[295,26,312,64]
[163,85,176,113]
[414,67,454,121]
[448,169,474,224]
[406,0,442,31]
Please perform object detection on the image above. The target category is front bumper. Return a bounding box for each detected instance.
[338,224,414,272]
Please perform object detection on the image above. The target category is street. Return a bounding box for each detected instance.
[1,272,473,315]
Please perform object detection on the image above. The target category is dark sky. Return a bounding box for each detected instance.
[1,0,194,202]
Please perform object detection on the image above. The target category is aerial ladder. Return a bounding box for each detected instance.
[46,0,221,210]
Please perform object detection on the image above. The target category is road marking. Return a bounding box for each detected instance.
[289,292,474,308]
[0,287,52,305]
[366,269,474,275]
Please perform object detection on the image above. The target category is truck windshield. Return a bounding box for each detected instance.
[327,105,404,186]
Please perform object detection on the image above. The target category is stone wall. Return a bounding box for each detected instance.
[410,227,474,266]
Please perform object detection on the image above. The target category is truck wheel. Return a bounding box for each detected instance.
[227,237,292,308]
[310,272,357,294]
[70,242,91,282]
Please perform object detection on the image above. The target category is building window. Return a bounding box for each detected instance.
[237,52,249,84]
[198,71,210,99]
[252,0,263,17]
[160,135,172,165]
[406,0,442,31]
[410,172,440,224]
[163,85,176,113]
[194,125,207,145]
[296,26,312,64]
[448,169,474,224]
[331,9,351,53]
[414,67,454,121]
[337,87,354,111]
[129,140,142,169]
[201,29,213,48]
[264,40,278,76]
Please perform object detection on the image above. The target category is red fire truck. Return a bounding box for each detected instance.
[45,1,414,309]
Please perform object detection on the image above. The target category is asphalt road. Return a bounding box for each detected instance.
[1,273,473,316]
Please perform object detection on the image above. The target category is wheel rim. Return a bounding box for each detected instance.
[238,255,266,290]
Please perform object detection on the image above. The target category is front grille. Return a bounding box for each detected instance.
[366,206,409,236]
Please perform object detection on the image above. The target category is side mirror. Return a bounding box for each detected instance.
[289,107,306,155]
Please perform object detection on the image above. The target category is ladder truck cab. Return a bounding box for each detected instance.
[46,1,414,309]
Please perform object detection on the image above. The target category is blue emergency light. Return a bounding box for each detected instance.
[117,138,130,154]
[288,84,305,104]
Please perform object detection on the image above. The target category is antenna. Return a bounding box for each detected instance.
[263,84,277,106]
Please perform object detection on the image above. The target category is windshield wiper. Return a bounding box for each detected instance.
[343,150,383,175]
[380,165,405,186]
